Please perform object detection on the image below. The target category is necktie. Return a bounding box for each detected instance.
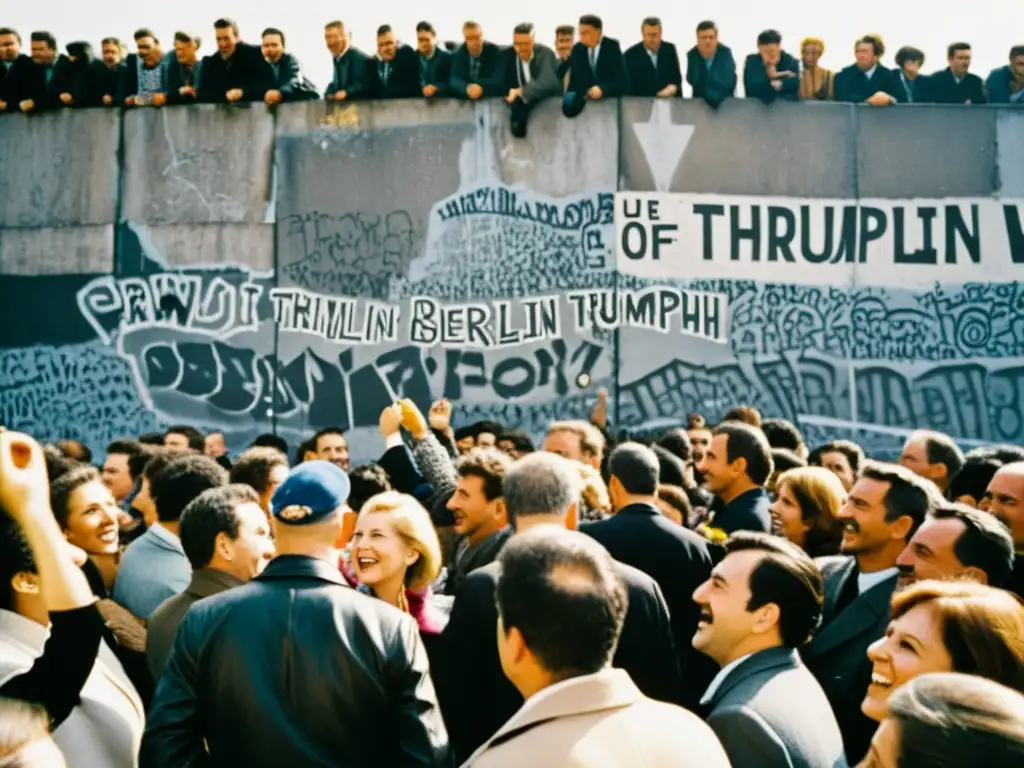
[589,47,597,72]
[381,61,390,83]
[470,57,479,82]
[517,58,525,88]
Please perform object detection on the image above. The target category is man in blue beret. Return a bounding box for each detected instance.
[141,461,453,768]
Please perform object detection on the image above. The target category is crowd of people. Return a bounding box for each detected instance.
[1,15,1021,136]
[1,391,1024,766]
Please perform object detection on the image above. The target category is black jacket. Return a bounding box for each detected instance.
[449,41,505,97]
[686,44,737,107]
[268,52,318,101]
[834,63,903,103]
[926,67,987,104]
[197,42,275,104]
[624,41,682,96]
[325,46,370,99]
[140,555,452,768]
[418,48,452,96]
[165,57,201,105]
[743,51,800,103]
[1,55,74,110]
[581,503,718,710]
[435,556,684,763]
[567,37,630,97]
[801,555,897,764]
[367,45,421,99]
[95,61,124,105]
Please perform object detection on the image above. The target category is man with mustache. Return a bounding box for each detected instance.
[692,532,845,768]
[894,502,1014,589]
[800,461,936,764]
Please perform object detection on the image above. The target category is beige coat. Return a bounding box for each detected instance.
[461,668,731,768]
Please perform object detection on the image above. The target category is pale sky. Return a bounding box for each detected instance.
[4,2,1015,93]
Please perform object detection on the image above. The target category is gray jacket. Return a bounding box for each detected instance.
[705,647,848,768]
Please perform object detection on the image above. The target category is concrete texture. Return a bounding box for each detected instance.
[120,103,275,225]
[855,105,998,198]
[0,225,114,275]
[996,109,1024,197]
[619,98,857,197]
[126,223,275,271]
[0,109,120,228]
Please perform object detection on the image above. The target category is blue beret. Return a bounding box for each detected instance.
[271,461,350,525]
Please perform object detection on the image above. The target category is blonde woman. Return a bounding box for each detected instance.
[769,466,845,557]
[350,492,450,662]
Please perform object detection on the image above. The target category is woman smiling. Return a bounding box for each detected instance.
[350,492,450,663]
[862,580,1024,723]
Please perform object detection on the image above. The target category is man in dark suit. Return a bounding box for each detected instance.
[835,34,903,105]
[365,25,419,100]
[96,36,125,106]
[697,421,773,538]
[563,14,630,117]
[260,28,318,105]
[501,23,561,138]
[694,532,847,768]
[0,28,32,113]
[624,16,682,97]
[686,20,737,108]
[581,443,717,711]
[437,452,685,764]
[927,42,986,104]
[449,20,504,101]
[323,20,369,102]
[166,31,202,106]
[801,461,936,764]
[744,29,800,103]
[415,21,451,98]
[893,46,929,103]
[197,18,274,104]
[4,30,74,113]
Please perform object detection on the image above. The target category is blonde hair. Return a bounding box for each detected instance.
[358,492,442,591]
[575,461,610,514]
[547,420,606,462]
[776,466,846,557]
[801,37,825,53]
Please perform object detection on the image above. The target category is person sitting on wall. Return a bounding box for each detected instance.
[197,18,274,105]
[449,20,504,101]
[260,27,318,105]
[926,42,986,104]
[366,25,420,99]
[834,34,902,106]
[743,29,800,103]
[501,22,561,139]
[563,14,630,118]
[624,16,682,98]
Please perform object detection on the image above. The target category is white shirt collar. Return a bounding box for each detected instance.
[864,65,877,79]
[701,652,755,705]
[858,567,899,595]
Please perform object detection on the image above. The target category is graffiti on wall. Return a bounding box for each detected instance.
[2,104,1023,460]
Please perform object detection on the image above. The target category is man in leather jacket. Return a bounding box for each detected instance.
[140,461,452,767]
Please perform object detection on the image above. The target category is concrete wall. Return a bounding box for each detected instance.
[1,98,1022,461]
